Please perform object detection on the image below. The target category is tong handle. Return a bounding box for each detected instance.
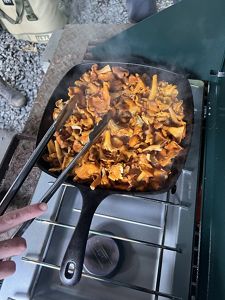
[0,123,56,216]
[13,111,111,238]
[0,98,77,216]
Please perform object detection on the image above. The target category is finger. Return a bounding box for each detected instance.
[0,260,16,280]
[0,203,47,233]
[0,237,27,260]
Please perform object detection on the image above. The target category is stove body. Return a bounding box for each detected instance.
[0,81,204,300]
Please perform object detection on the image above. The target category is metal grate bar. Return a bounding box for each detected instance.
[35,218,182,253]
[47,181,189,209]
[154,192,171,300]
[21,257,182,300]
[132,195,189,209]
[72,208,162,229]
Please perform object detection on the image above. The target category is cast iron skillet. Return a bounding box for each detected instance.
[36,62,194,286]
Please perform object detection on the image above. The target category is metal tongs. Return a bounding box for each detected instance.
[0,97,111,237]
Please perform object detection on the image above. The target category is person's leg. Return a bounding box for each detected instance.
[126,0,157,23]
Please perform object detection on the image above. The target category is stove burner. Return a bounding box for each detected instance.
[84,235,120,277]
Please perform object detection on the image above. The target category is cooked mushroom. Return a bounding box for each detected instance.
[108,163,124,181]
[46,64,186,191]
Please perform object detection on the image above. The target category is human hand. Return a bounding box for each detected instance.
[0,203,47,280]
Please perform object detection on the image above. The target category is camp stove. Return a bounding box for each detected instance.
[0,80,204,300]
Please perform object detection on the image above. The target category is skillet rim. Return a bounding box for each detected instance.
[36,61,194,195]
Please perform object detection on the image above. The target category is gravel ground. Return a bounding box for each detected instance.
[0,30,46,132]
[0,0,174,133]
[157,0,174,11]
[66,0,128,23]
[66,0,174,24]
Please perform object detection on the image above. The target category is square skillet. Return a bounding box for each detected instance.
[36,62,194,286]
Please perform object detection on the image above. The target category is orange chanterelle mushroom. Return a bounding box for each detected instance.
[44,64,187,191]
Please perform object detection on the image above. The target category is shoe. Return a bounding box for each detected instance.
[126,0,157,23]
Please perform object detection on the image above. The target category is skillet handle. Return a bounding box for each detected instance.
[59,200,98,286]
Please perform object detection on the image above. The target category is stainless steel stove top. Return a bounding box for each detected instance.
[0,80,204,300]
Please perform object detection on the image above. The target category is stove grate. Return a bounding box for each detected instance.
[21,183,189,300]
